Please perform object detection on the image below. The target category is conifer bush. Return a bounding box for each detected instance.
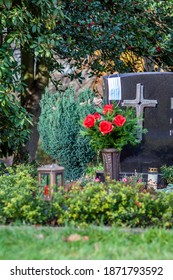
[38,87,96,180]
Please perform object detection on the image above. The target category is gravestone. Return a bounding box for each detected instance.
[103,72,173,174]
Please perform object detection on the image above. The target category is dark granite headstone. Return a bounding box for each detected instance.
[103,72,173,173]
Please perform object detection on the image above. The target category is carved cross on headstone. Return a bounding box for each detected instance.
[122,83,158,140]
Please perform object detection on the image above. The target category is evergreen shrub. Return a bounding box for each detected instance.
[38,87,96,180]
[62,182,173,228]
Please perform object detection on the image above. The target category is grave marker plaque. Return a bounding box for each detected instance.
[103,72,173,173]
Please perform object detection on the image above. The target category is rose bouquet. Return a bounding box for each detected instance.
[81,102,147,152]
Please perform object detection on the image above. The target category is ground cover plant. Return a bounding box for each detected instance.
[0,226,173,260]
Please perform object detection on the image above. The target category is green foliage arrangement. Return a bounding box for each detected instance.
[81,102,147,152]
[38,87,96,180]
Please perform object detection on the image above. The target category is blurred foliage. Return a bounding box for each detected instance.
[0,1,65,158]
[1,0,173,89]
[0,94,32,157]
[0,0,173,158]
[56,0,173,75]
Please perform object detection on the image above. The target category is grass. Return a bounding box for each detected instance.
[0,226,173,260]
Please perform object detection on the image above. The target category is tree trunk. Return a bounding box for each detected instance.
[21,50,49,162]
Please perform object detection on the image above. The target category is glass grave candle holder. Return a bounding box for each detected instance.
[147,167,158,190]
[37,164,64,200]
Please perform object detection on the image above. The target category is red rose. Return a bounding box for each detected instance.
[99,121,113,135]
[102,104,113,114]
[83,114,95,128]
[113,114,126,127]
[93,112,101,120]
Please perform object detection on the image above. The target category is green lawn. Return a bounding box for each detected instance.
[0,226,173,260]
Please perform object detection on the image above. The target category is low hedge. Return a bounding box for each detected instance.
[0,165,64,225]
[0,165,173,228]
[61,181,173,228]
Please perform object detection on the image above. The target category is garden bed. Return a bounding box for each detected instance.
[0,164,173,228]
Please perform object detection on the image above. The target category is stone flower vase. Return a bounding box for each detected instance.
[102,148,120,180]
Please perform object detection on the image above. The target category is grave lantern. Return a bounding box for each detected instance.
[37,164,64,197]
[147,167,158,190]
